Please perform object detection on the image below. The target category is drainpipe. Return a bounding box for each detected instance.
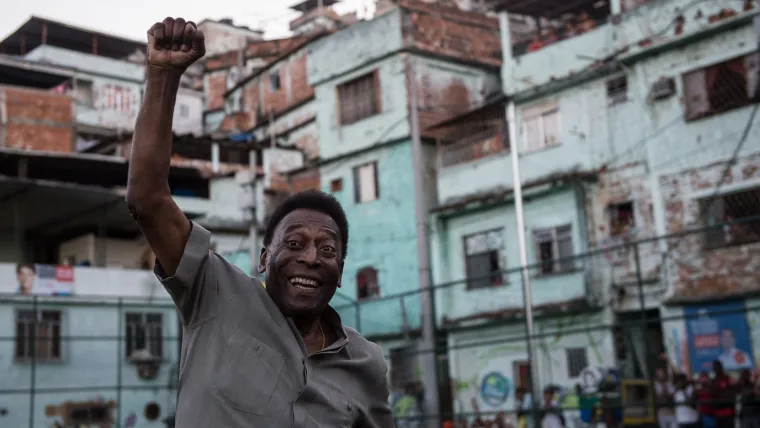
[500,9,541,422]
[407,55,440,428]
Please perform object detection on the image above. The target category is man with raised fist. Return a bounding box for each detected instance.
[126,17,394,428]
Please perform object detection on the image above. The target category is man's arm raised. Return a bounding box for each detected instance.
[126,17,205,276]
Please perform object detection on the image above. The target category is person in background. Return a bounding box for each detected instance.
[673,373,700,428]
[710,360,737,428]
[540,386,565,428]
[655,362,677,428]
[696,372,716,428]
[738,369,760,428]
[526,33,544,52]
[516,386,535,428]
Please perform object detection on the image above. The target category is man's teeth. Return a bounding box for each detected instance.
[291,277,319,288]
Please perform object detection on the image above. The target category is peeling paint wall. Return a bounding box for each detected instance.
[661,153,760,301]
[413,57,501,134]
[501,0,758,94]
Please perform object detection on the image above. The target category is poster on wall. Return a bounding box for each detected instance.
[15,264,74,296]
[684,300,754,373]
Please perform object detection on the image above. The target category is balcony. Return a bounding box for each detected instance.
[499,0,759,93]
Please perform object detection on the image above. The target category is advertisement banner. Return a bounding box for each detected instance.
[684,300,754,373]
[16,264,74,296]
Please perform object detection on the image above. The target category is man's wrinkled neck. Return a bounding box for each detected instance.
[292,315,321,338]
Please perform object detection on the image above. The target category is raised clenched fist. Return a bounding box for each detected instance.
[147,17,205,71]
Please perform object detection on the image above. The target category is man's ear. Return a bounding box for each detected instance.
[337,259,344,288]
[258,248,267,274]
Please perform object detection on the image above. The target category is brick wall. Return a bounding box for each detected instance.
[400,0,502,67]
[288,167,321,193]
[1,86,74,153]
[221,46,316,134]
[661,152,760,301]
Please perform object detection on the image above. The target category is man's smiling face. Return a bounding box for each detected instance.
[260,208,343,318]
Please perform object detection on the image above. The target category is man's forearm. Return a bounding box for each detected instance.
[126,66,182,210]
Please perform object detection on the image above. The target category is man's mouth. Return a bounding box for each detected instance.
[289,276,320,290]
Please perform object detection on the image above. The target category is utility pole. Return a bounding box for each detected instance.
[505,101,541,420]
[407,55,441,428]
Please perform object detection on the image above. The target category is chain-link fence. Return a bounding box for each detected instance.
[331,214,760,427]
[2,211,758,428]
[0,294,179,428]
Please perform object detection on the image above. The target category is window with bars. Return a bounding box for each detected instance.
[683,53,759,121]
[15,310,62,362]
[338,72,380,125]
[464,229,506,290]
[566,347,589,377]
[702,186,760,249]
[125,313,163,359]
[353,162,379,203]
[65,402,111,426]
[533,225,575,275]
[270,68,282,92]
[522,103,561,152]
[357,267,380,300]
[606,75,628,105]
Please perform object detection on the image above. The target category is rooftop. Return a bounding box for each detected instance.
[0,16,146,60]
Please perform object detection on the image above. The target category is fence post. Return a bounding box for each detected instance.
[116,297,123,427]
[29,295,37,428]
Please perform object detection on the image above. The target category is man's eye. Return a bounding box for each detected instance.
[322,245,336,253]
[287,240,301,248]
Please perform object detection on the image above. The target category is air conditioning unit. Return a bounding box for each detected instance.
[649,77,676,101]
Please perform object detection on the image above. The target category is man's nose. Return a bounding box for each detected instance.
[298,244,319,265]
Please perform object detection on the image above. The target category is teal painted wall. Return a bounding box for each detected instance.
[323,142,422,336]
[431,187,588,325]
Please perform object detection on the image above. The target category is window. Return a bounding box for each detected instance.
[353,162,379,203]
[15,310,61,361]
[338,72,380,125]
[533,225,574,275]
[179,104,189,118]
[608,201,635,236]
[125,313,163,359]
[513,360,532,392]
[566,348,589,377]
[65,402,111,425]
[270,69,281,91]
[357,267,380,299]
[683,53,759,121]
[464,229,505,289]
[702,186,760,249]
[73,80,94,106]
[607,75,628,105]
[330,178,343,193]
[389,347,414,389]
[522,103,560,152]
